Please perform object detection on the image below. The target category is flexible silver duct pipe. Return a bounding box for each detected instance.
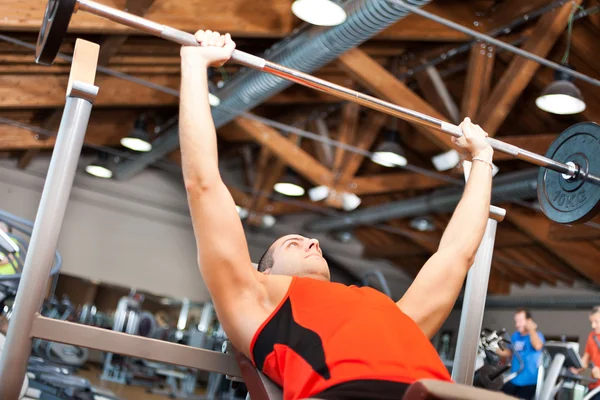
[114,0,433,179]
[305,169,539,232]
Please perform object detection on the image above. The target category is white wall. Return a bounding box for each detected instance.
[0,157,212,302]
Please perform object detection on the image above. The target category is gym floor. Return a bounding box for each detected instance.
[76,365,207,400]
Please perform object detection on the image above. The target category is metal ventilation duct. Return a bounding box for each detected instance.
[305,169,539,232]
[114,0,433,180]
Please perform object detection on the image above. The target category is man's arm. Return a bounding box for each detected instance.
[397,118,493,338]
[526,319,544,351]
[496,348,512,359]
[179,32,266,328]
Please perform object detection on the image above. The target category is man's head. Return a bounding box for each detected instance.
[257,234,330,280]
[514,308,532,334]
[590,306,600,334]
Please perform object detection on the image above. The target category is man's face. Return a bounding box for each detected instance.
[590,312,600,334]
[514,311,527,334]
[265,234,330,281]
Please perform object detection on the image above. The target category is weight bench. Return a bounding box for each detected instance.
[232,348,518,400]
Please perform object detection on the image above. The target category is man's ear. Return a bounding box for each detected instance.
[263,268,272,275]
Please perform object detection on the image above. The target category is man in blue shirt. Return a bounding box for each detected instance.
[497,308,545,400]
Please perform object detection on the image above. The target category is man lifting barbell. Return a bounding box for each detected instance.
[179,30,495,400]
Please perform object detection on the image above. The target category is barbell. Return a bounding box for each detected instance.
[35,0,600,225]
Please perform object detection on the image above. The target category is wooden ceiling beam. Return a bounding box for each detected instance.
[17,109,63,169]
[0,74,179,108]
[502,248,557,285]
[0,0,489,41]
[0,110,138,149]
[308,118,335,169]
[233,117,334,187]
[337,48,455,151]
[506,207,600,284]
[414,66,457,123]
[97,0,156,65]
[378,1,492,42]
[337,113,387,183]
[488,269,512,294]
[476,0,582,136]
[346,172,449,196]
[494,249,542,285]
[491,260,526,287]
[0,72,353,108]
[520,246,578,285]
[0,0,295,37]
[461,42,495,119]
[548,222,600,241]
[326,102,361,208]
[332,102,360,175]
[247,134,299,226]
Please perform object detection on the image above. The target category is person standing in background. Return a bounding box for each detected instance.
[496,308,545,400]
[571,306,600,400]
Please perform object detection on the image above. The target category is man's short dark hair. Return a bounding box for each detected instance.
[257,245,275,272]
[516,308,532,319]
[590,306,600,316]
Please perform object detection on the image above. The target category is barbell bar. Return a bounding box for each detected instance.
[35,0,600,224]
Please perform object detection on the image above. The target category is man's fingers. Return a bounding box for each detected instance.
[201,30,212,46]
[210,31,221,45]
[217,35,225,47]
[224,33,236,52]
[475,124,489,138]
[194,30,205,43]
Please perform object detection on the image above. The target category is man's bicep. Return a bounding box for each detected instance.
[186,180,264,303]
[397,250,468,338]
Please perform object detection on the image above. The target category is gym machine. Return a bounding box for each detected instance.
[537,341,600,400]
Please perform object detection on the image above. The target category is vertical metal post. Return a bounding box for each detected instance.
[451,218,498,385]
[0,43,99,398]
[451,160,501,385]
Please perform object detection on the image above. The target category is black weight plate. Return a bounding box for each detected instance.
[35,0,77,66]
[537,122,600,224]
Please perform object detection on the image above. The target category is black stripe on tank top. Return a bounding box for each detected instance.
[253,297,331,380]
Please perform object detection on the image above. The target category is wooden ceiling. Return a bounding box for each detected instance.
[1,0,600,294]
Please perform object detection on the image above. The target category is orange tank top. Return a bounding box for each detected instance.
[250,276,452,400]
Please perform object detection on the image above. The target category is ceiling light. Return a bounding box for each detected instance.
[262,215,276,228]
[236,205,249,219]
[536,69,585,115]
[308,185,330,202]
[342,193,361,211]
[121,115,152,152]
[274,182,305,197]
[334,231,353,243]
[209,93,220,107]
[410,217,436,232]
[291,0,347,26]
[432,149,460,171]
[371,129,407,168]
[85,153,115,179]
[274,173,306,197]
[85,164,113,179]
